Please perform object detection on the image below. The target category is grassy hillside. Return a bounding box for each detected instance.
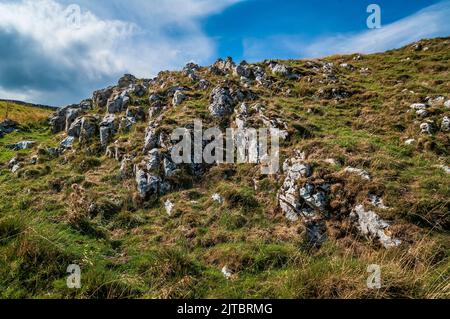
[0,38,448,299]
[0,101,53,125]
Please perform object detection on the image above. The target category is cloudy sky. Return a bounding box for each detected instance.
[0,0,449,106]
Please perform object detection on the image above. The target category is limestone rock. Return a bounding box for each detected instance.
[351,205,401,249]
[209,86,235,118]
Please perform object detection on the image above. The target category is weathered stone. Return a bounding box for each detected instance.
[163,157,178,177]
[67,117,83,137]
[147,148,161,171]
[6,140,35,151]
[344,167,370,180]
[441,116,450,132]
[212,193,224,204]
[60,136,75,149]
[209,86,235,118]
[93,86,114,109]
[79,117,98,144]
[420,121,434,135]
[118,74,137,88]
[164,200,175,216]
[351,205,401,249]
[126,106,145,122]
[172,90,186,107]
[99,114,116,146]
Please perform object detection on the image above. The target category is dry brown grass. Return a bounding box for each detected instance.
[0,101,52,124]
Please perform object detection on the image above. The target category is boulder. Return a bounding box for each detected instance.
[209,86,236,118]
[79,117,98,144]
[420,121,434,135]
[107,93,129,114]
[67,117,83,137]
[135,169,161,198]
[93,86,114,109]
[172,90,186,107]
[118,74,137,88]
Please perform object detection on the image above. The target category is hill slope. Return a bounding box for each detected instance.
[0,37,449,299]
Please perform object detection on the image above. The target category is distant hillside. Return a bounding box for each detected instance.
[0,100,53,125]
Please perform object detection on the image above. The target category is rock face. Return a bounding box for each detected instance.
[209,86,235,118]
[107,93,129,114]
[93,87,114,109]
[351,205,401,249]
[79,117,98,144]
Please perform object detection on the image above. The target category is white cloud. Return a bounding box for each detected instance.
[243,0,450,60]
[0,0,241,105]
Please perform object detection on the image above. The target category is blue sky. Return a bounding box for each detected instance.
[0,0,449,106]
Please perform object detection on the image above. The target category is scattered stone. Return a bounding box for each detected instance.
[441,116,450,132]
[351,205,401,249]
[439,165,450,174]
[11,163,21,173]
[444,100,450,108]
[135,169,161,198]
[79,117,98,144]
[420,121,434,135]
[164,200,175,216]
[221,266,233,280]
[369,194,388,209]
[60,136,75,149]
[344,167,370,180]
[119,157,133,179]
[269,62,290,77]
[212,193,224,204]
[107,94,129,114]
[6,140,35,151]
[163,157,178,177]
[404,138,416,145]
[30,155,39,165]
